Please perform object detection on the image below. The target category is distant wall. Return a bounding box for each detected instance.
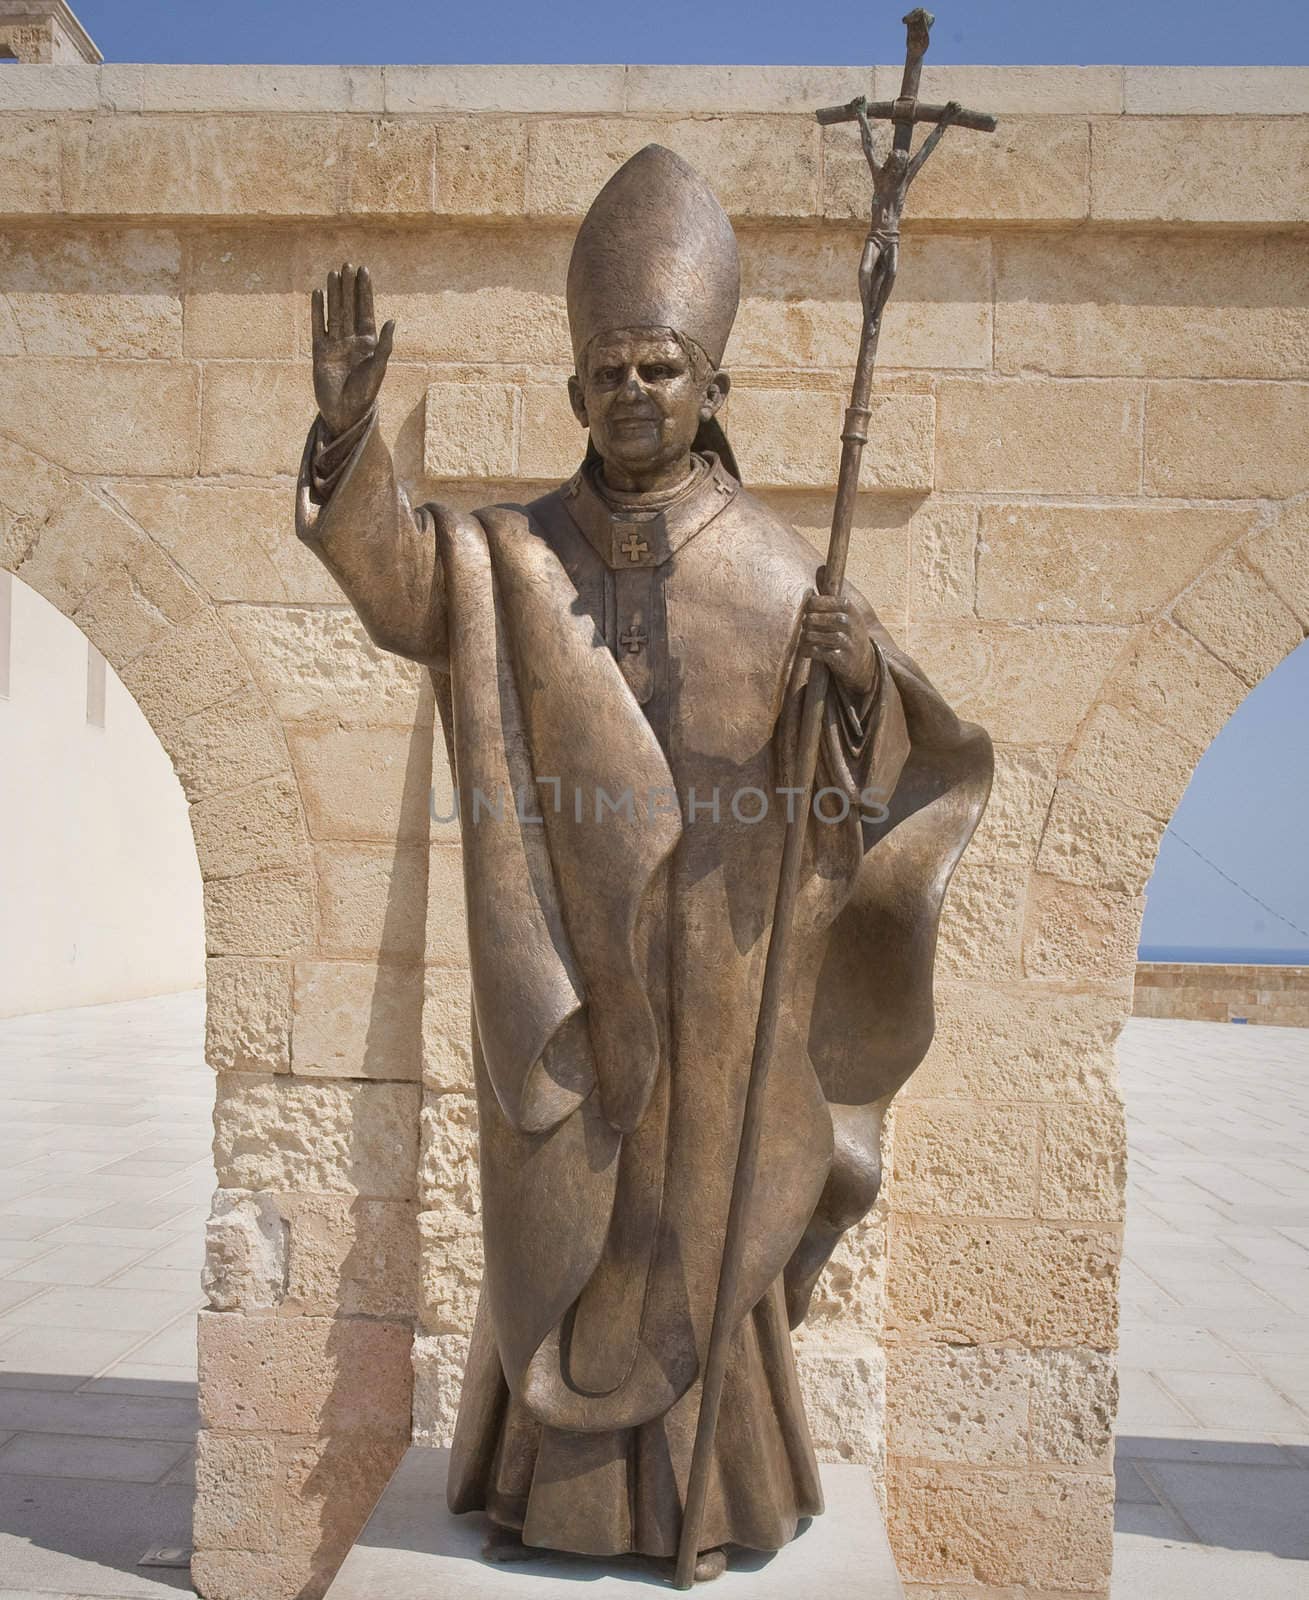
[0,572,204,1016]
[1134,961,1309,1026]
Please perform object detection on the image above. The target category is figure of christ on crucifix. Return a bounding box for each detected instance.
[295,22,993,1582]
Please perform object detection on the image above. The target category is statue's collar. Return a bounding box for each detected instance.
[560,452,739,569]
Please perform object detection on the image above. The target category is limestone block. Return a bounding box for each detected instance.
[967,745,1057,867]
[935,858,1027,982]
[108,478,339,604]
[825,117,1089,224]
[341,118,435,215]
[731,231,990,373]
[0,432,72,533]
[911,982,1124,1105]
[279,1193,418,1318]
[417,1207,483,1335]
[880,64,1122,114]
[200,360,313,478]
[978,504,1243,625]
[119,610,255,730]
[0,115,60,213]
[1125,66,1309,115]
[767,489,911,630]
[936,379,1142,495]
[1029,1349,1117,1467]
[0,64,99,111]
[203,1190,288,1312]
[727,388,933,492]
[1092,117,1309,224]
[907,501,977,620]
[1172,554,1304,689]
[425,841,473,968]
[1146,381,1309,498]
[212,1075,420,1197]
[0,225,181,357]
[222,603,428,727]
[127,64,385,113]
[189,1548,321,1600]
[516,381,583,481]
[794,1341,885,1469]
[421,969,474,1093]
[891,1101,1040,1220]
[190,775,308,882]
[627,65,870,114]
[292,960,425,1080]
[996,233,1309,380]
[435,120,528,216]
[0,357,200,475]
[315,842,430,961]
[184,227,299,359]
[1244,499,1309,627]
[1101,619,1247,749]
[411,1331,471,1446]
[1023,875,1143,985]
[205,956,292,1073]
[1063,702,1208,825]
[424,381,517,479]
[888,1463,1114,1590]
[886,1345,1028,1464]
[886,1217,1118,1346]
[62,113,341,216]
[167,691,292,805]
[194,1431,277,1552]
[1038,1104,1127,1225]
[800,1208,886,1336]
[7,479,147,617]
[417,1090,480,1213]
[384,64,626,114]
[526,116,821,220]
[288,722,434,845]
[203,868,316,959]
[907,621,1125,745]
[1035,783,1163,897]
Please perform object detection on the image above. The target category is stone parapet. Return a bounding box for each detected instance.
[1133,962,1309,1025]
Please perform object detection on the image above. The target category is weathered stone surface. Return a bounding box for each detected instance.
[167,690,291,805]
[292,960,425,1080]
[222,603,429,727]
[288,722,434,845]
[1146,381,1309,498]
[183,225,298,359]
[1244,500,1309,628]
[0,115,61,213]
[885,64,1122,114]
[0,432,73,532]
[978,504,1242,624]
[279,1193,418,1319]
[315,842,430,961]
[967,745,1057,867]
[191,775,308,882]
[892,1101,1040,1220]
[908,621,1126,745]
[203,867,316,959]
[728,387,934,492]
[825,117,1090,224]
[1092,116,1309,224]
[0,225,181,357]
[203,1189,288,1312]
[411,1331,471,1446]
[417,1207,482,1335]
[68,531,205,666]
[935,858,1027,982]
[996,232,1309,380]
[911,983,1124,1105]
[200,360,314,477]
[526,115,821,220]
[206,957,292,1074]
[907,501,977,620]
[417,1090,480,1213]
[194,1431,277,1551]
[515,381,582,482]
[1124,65,1309,115]
[887,1345,1028,1465]
[1101,619,1248,749]
[421,970,474,1094]
[385,64,626,114]
[424,381,517,479]
[1172,555,1304,688]
[886,1217,1119,1346]
[1023,875,1144,985]
[1039,1105,1127,1224]
[794,1339,885,1469]
[802,1208,886,1337]
[340,118,434,215]
[1035,783,1163,897]
[1029,1349,1117,1467]
[888,1463,1114,1590]
[936,379,1142,494]
[0,65,99,112]
[0,357,200,475]
[425,843,471,968]
[1062,702,1204,825]
[767,489,910,630]
[125,64,385,114]
[213,1076,420,1197]
[628,65,869,115]
[434,119,528,216]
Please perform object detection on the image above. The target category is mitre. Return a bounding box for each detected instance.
[566,144,741,371]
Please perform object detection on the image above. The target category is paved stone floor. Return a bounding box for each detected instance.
[0,997,1305,1598]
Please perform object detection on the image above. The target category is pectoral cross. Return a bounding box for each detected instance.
[619,619,648,654]
[619,529,650,563]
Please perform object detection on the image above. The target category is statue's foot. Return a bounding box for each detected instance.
[694,1547,728,1582]
[482,1523,537,1564]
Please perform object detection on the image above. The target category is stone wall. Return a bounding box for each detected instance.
[1134,962,1309,1026]
[2,61,1308,1600]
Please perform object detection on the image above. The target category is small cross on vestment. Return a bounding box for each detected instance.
[619,619,648,654]
[619,529,650,562]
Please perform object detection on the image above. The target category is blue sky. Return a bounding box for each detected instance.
[73,0,1309,67]
[70,0,1309,961]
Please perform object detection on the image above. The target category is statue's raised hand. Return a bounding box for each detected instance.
[311,263,395,437]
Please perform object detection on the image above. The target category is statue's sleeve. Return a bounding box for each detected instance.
[295,407,448,667]
[817,636,911,824]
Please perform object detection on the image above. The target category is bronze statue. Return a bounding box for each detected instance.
[296,17,993,1584]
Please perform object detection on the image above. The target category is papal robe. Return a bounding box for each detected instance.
[297,412,992,1561]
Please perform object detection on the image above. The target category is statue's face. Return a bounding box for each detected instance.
[568,327,728,488]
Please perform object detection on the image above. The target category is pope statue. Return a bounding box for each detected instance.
[296,145,991,1582]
